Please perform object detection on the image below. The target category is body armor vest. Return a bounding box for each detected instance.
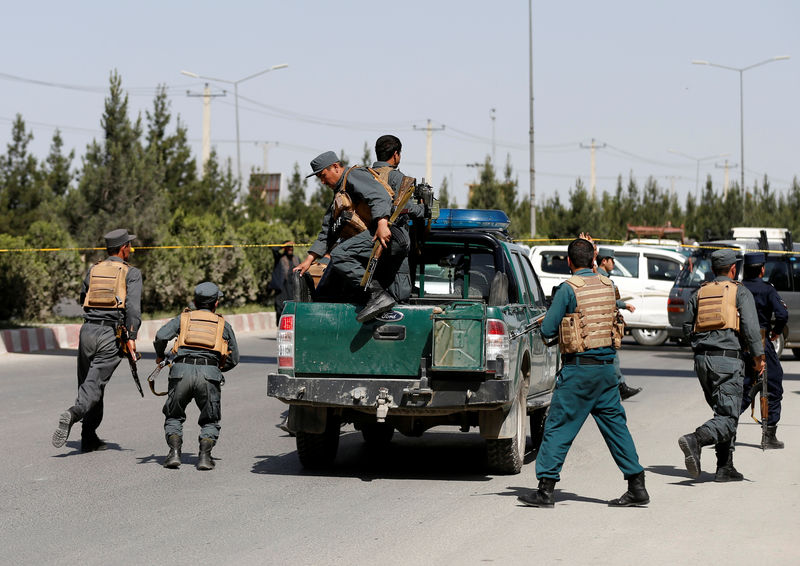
[694,280,740,332]
[83,259,129,309]
[172,309,230,362]
[559,274,619,353]
[332,167,371,241]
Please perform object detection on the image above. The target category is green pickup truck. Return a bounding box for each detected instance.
[267,209,558,474]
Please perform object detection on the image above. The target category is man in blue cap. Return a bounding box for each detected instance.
[52,228,142,453]
[739,251,788,449]
[294,150,399,322]
[153,282,240,470]
[679,248,764,482]
[597,247,642,400]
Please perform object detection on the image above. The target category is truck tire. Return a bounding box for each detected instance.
[486,385,526,475]
[295,413,340,469]
[630,328,668,347]
[529,407,549,459]
[771,333,784,358]
[361,422,394,446]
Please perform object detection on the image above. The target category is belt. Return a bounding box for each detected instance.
[561,355,614,366]
[84,320,119,328]
[700,349,741,359]
[174,356,217,366]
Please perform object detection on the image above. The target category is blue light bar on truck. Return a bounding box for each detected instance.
[431,209,510,230]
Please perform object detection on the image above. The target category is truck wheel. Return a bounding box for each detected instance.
[630,328,668,347]
[361,422,394,446]
[295,413,340,469]
[529,407,549,459]
[486,385,526,475]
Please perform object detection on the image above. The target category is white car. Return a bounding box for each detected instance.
[529,244,686,346]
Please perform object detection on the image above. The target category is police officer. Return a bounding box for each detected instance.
[679,249,764,482]
[739,252,788,449]
[370,134,427,303]
[597,248,643,400]
[518,238,648,508]
[52,229,142,452]
[154,282,240,470]
[268,241,300,324]
[294,151,397,322]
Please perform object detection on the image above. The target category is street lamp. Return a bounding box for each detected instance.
[692,55,789,219]
[181,63,289,187]
[667,149,728,201]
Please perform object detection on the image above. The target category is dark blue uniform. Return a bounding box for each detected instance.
[740,277,788,425]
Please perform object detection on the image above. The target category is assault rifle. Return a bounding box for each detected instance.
[749,330,769,450]
[117,325,143,398]
[360,176,423,289]
[509,313,555,344]
[147,357,171,397]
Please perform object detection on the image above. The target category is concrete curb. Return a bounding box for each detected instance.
[0,312,277,355]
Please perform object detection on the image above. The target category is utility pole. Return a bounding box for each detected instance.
[490,108,496,164]
[580,138,606,199]
[528,0,535,237]
[254,141,278,173]
[413,119,445,183]
[186,83,226,170]
[715,159,738,199]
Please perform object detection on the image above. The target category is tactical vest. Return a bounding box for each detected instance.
[171,309,231,362]
[331,167,372,240]
[559,274,619,353]
[83,259,130,309]
[694,280,740,333]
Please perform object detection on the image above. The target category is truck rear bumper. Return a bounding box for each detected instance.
[267,373,514,413]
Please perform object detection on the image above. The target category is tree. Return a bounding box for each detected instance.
[0,115,41,235]
[438,176,451,208]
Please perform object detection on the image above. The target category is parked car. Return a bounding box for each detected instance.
[529,244,686,346]
[667,237,800,358]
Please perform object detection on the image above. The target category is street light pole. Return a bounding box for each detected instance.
[692,55,789,219]
[181,63,288,188]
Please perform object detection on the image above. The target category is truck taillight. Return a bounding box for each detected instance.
[278,314,294,369]
[486,319,510,365]
[667,297,685,313]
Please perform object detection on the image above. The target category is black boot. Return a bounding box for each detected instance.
[81,432,108,453]
[678,430,712,479]
[763,425,784,450]
[197,438,215,470]
[163,435,182,469]
[356,282,396,323]
[714,448,744,482]
[517,478,557,508]
[52,408,76,448]
[619,382,642,400]
[608,471,650,507]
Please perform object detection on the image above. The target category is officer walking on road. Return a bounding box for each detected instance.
[154,282,240,470]
[678,249,765,482]
[294,151,397,322]
[268,241,300,324]
[52,229,142,452]
[597,248,643,400]
[518,237,649,508]
[739,252,788,449]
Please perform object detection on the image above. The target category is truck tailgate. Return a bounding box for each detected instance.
[293,303,433,377]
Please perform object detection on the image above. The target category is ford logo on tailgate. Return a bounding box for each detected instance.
[376,311,404,322]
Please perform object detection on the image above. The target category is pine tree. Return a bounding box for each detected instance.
[0,114,42,235]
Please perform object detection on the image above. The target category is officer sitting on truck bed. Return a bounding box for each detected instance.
[294,151,399,323]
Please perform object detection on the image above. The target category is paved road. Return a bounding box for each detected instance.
[2,335,798,565]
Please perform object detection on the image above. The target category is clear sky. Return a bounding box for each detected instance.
[2,1,798,209]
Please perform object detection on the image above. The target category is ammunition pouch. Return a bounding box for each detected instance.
[694,280,740,333]
[83,260,130,309]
